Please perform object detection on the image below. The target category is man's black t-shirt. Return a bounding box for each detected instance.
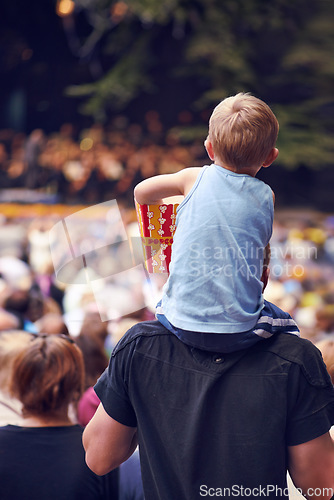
[96,321,334,500]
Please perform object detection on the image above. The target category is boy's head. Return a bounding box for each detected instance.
[207,93,279,171]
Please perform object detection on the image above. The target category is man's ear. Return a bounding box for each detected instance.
[204,138,215,161]
[262,148,279,168]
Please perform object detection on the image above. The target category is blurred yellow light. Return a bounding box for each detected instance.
[56,0,75,17]
[304,227,327,245]
[80,138,94,151]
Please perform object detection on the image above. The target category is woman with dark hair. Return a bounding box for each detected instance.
[0,334,118,500]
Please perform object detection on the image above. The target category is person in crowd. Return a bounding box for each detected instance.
[316,338,334,383]
[0,333,119,500]
[316,305,334,339]
[118,449,145,500]
[2,286,43,331]
[76,316,109,427]
[24,129,45,189]
[73,318,145,500]
[83,246,334,500]
[315,338,334,446]
[77,386,101,428]
[34,312,69,336]
[0,308,20,331]
[0,330,32,426]
[134,93,299,353]
[78,312,110,352]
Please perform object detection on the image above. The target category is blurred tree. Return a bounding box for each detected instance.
[0,0,91,132]
[64,0,334,168]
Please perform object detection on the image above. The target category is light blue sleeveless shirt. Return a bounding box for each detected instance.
[161,164,274,333]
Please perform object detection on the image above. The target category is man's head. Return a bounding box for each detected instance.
[206,93,279,171]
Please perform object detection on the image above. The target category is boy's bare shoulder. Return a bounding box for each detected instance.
[181,166,203,193]
[183,166,202,175]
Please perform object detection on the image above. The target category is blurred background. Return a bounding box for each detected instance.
[1,0,334,209]
[0,0,333,343]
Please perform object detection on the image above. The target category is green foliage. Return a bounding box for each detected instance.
[66,0,334,169]
[274,100,334,168]
[125,0,179,23]
[66,35,153,120]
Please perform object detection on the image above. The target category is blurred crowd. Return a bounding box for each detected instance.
[0,114,206,207]
[0,202,332,351]
[0,119,334,498]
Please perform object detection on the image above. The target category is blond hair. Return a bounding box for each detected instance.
[208,93,279,170]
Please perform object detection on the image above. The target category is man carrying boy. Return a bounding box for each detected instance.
[83,94,334,499]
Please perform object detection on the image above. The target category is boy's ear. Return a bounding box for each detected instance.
[204,138,215,161]
[262,148,279,168]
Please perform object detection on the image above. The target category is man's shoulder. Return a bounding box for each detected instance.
[111,320,169,355]
[261,331,319,360]
[258,333,331,388]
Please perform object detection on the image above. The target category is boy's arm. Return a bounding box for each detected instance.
[134,167,201,205]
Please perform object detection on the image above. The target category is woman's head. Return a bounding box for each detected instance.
[10,334,85,418]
